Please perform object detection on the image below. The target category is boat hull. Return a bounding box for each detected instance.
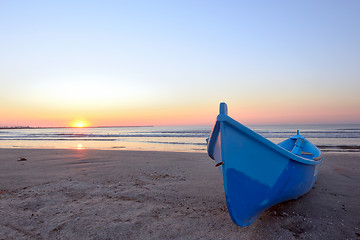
[207,103,322,227]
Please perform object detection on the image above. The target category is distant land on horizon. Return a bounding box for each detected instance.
[0,125,155,129]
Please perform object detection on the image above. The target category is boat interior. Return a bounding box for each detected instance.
[277,131,322,160]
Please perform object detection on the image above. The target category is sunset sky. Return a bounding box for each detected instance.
[1,1,359,127]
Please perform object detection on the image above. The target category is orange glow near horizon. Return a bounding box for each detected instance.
[1,100,359,127]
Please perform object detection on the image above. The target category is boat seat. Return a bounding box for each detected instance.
[301,151,313,156]
[291,137,306,155]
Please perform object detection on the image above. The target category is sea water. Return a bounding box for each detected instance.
[0,124,359,153]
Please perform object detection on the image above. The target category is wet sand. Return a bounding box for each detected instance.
[0,149,359,239]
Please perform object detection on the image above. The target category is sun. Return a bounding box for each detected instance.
[71,120,90,128]
[76,122,85,128]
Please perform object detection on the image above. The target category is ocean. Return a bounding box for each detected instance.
[0,124,359,153]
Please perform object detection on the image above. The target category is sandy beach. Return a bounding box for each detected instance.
[0,149,359,239]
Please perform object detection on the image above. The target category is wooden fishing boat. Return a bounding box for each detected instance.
[207,103,323,227]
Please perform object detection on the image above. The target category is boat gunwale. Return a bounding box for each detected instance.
[207,121,220,160]
[208,113,322,166]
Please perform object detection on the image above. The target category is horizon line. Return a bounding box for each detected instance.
[0,125,155,129]
[1,123,360,130]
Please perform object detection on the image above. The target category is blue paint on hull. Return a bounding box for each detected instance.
[207,103,323,227]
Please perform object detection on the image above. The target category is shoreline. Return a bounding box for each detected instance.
[0,149,359,239]
[1,124,359,154]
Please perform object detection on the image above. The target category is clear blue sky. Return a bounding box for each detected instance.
[1,1,359,126]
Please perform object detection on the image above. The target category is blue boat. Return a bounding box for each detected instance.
[207,103,323,227]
